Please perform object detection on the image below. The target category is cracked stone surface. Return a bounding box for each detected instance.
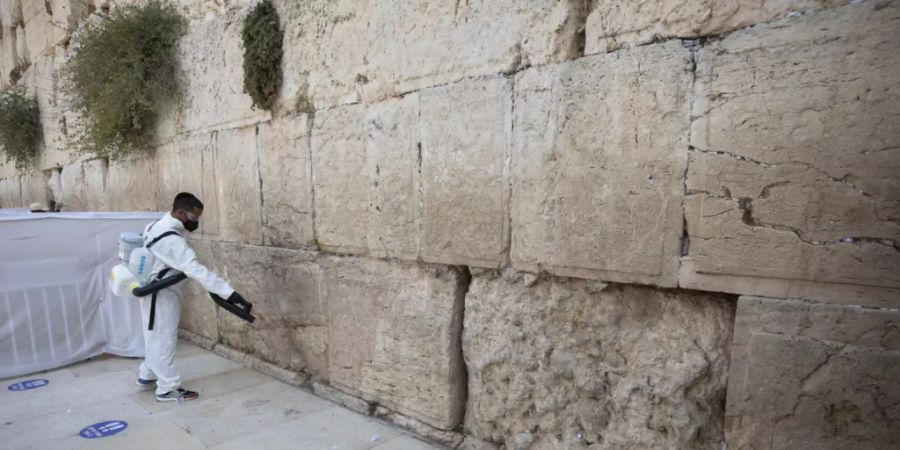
[584,0,852,55]
[259,115,316,249]
[211,125,262,244]
[174,7,269,134]
[512,40,692,287]
[196,240,328,379]
[464,270,735,449]
[726,296,900,449]
[277,0,586,111]
[420,76,512,268]
[322,256,467,430]
[682,1,900,307]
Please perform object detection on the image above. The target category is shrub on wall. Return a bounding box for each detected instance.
[65,1,186,159]
[241,0,283,110]
[0,88,41,169]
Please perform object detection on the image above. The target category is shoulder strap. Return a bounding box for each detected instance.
[146,230,181,249]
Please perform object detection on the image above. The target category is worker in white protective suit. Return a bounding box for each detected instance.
[136,192,237,402]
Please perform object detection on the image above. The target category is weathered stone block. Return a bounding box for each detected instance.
[199,240,327,378]
[104,156,157,211]
[726,296,900,449]
[682,2,900,307]
[177,9,268,134]
[311,104,369,254]
[153,134,204,212]
[512,41,692,287]
[179,237,221,342]
[258,115,315,249]
[365,94,420,260]
[212,126,262,244]
[22,10,64,61]
[322,256,467,430]
[277,0,585,111]
[0,175,21,208]
[464,271,735,449]
[20,169,50,209]
[420,77,511,268]
[585,0,851,55]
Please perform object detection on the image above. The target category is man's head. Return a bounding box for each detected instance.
[172,192,203,232]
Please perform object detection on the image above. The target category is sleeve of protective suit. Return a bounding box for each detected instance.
[150,236,235,298]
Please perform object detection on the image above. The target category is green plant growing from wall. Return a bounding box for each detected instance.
[65,1,186,159]
[241,0,283,110]
[0,88,41,169]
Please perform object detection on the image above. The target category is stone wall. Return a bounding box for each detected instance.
[1,0,898,448]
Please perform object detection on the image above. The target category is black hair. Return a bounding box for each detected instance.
[172,192,204,212]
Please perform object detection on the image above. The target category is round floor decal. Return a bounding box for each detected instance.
[79,421,128,439]
[7,379,49,391]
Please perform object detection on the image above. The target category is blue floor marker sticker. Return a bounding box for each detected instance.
[7,379,49,391]
[79,421,128,439]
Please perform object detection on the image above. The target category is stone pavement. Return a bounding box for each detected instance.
[0,341,440,450]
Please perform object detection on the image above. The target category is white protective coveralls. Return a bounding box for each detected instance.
[138,212,234,395]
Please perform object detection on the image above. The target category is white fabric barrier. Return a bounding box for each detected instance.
[0,211,163,379]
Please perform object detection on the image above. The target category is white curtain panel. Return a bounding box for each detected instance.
[0,211,163,379]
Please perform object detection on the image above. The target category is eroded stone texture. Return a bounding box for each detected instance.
[153,134,204,212]
[464,271,735,449]
[309,95,421,258]
[726,296,900,449]
[276,0,585,111]
[103,156,157,211]
[258,115,315,249]
[179,237,221,342]
[420,76,510,268]
[585,0,851,55]
[0,175,21,207]
[311,104,369,254]
[20,169,50,208]
[198,239,328,378]
[512,41,692,287]
[322,256,467,430]
[683,2,900,307]
[176,8,268,134]
[21,0,77,61]
[365,94,420,260]
[211,126,262,244]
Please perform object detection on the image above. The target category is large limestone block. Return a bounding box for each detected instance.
[420,77,511,268]
[103,156,157,211]
[179,237,221,341]
[585,0,851,55]
[19,54,73,171]
[0,175,21,208]
[682,2,900,307]
[277,0,585,111]
[177,9,269,134]
[22,9,64,61]
[311,104,369,254]
[310,95,421,257]
[365,94,420,260]
[258,115,315,249]
[211,126,262,244]
[322,256,467,430]
[726,296,900,449]
[463,271,735,449]
[20,169,50,208]
[153,134,204,212]
[201,240,327,378]
[361,0,586,100]
[512,41,692,287]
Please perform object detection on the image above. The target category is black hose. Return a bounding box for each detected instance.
[131,273,188,297]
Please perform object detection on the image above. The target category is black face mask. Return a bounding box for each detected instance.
[183,219,199,232]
